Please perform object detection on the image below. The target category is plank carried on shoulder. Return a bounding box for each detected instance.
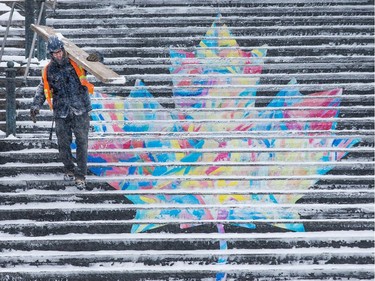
[31,24,126,84]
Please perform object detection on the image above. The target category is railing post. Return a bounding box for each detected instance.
[24,0,47,80]
[5,61,17,137]
[36,0,47,60]
[25,0,35,58]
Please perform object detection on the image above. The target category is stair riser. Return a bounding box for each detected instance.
[1,193,373,205]
[0,222,374,237]
[0,237,373,252]
[0,254,373,268]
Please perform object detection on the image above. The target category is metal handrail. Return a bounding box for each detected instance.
[45,0,57,10]
[3,0,58,136]
[0,2,17,62]
[0,0,56,62]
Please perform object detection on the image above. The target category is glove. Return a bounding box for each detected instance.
[30,107,39,123]
[86,52,103,63]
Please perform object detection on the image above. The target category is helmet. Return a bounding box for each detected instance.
[47,35,64,53]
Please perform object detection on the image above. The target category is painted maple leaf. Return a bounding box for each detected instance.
[87,17,360,280]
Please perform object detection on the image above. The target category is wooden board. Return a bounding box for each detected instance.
[30,24,125,84]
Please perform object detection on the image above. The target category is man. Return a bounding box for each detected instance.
[30,35,102,189]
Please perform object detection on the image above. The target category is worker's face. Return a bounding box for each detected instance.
[51,49,64,61]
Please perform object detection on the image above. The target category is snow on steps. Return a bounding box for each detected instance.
[0,0,374,280]
[0,148,373,279]
[0,232,373,280]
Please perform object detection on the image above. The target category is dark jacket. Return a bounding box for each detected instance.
[32,57,92,118]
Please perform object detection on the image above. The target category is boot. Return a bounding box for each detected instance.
[75,176,86,190]
[64,171,75,181]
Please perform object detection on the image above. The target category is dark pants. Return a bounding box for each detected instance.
[55,112,90,179]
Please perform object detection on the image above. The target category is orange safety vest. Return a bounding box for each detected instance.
[42,59,94,110]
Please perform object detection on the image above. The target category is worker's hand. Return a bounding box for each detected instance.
[86,52,103,62]
[30,107,39,123]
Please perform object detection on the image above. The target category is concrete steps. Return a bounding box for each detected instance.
[0,0,374,280]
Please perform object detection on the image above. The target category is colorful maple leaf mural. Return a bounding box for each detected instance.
[87,17,360,280]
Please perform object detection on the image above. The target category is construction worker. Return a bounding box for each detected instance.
[30,35,102,189]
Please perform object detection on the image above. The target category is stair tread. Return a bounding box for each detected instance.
[0,0,374,279]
